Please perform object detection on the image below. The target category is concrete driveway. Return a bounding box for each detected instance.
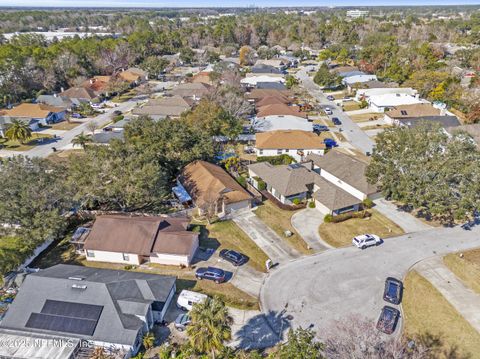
[374,198,432,233]
[296,68,375,155]
[291,208,332,251]
[261,224,480,338]
[233,211,300,264]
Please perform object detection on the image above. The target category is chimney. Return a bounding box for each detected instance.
[53,93,58,98]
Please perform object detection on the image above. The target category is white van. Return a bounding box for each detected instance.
[176,290,208,311]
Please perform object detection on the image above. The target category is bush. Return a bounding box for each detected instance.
[257,154,296,165]
[236,176,247,188]
[324,214,334,223]
[112,115,124,123]
[292,198,301,205]
[254,177,266,191]
[309,201,316,208]
[362,198,374,209]
[330,210,372,223]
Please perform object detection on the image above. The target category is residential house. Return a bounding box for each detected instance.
[60,86,98,104]
[36,94,73,111]
[251,64,284,75]
[241,75,285,88]
[355,80,399,90]
[132,95,193,120]
[342,74,378,90]
[255,130,326,161]
[92,131,125,144]
[256,82,287,90]
[396,116,460,129]
[81,215,198,266]
[118,67,148,85]
[81,76,113,97]
[384,103,442,125]
[178,160,253,217]
[256,103,307,119]
[169,82,211,100]
[253,115,313,132]
[0,103,65,136]
[355,87,417,102]
[0,264,176,358]
[246,89,293,101]
[256,95,290,107]
[330,65,359,74]
[254,59,286,69]
[191,71,214,85]
[368,93,428,113]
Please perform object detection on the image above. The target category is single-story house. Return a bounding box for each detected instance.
[81,76,113,97]
[178,160,253,217]
[82,215,198,266]
[252,115,313,132]
[119,67,148,84]
[254,59,286,69]
[396,116,461,129]
[256,103,307,119]
[132,95,193,119]
[384,103,443,125]
[191,71,214,85]
[355,87,417,102]
[251,64,284,75]
[246,89,293,101]
[36,94,73,111]
[255,130,326,161]
[256,95,290,107]
[313,175,364,215]
[0,103,65,135]
[368,93,428,113]
[60,86,98,103]
[105,118,131,132]
[342,74,378,86]
[256,82,287,90]
[0,264,176,358]
[248,162,314,205]
[241,75,285,88]
[330,65,359,75]
[169,83,211,100]
[354,80,399,90]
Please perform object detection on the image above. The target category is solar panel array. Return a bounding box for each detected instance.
[25,300,103,336]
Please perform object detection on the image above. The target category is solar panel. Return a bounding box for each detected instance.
[26,313,98,336]
[25,300,103,336]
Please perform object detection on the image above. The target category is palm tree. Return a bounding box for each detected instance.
[142,331,155,350]
[5,119,32,144]
[71,132,92,149]
[187,297,232,358]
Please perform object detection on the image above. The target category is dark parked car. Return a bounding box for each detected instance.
[219,249,248,266]
[376,306,400,334]
[332,117,342,125]
[174,313,191,331]
[113,110,122,116]
[383,277,403,305]
[323,138,338,148]
[313,124,329,133]
[71,113,85,119]
[327,95,335,101]
[195,266,226,283]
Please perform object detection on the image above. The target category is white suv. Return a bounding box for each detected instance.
[352,234,382,249]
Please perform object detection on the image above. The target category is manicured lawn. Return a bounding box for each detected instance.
[318,209,404,248]
[50,121,82,131]
[254,200,313,255]
[0,133,53,151]
[193,220,270,273]
[361,124,393,131]
[443,250,480,294]
[403,271,480,357]
[349,112,380,122]
[342,102,362,112]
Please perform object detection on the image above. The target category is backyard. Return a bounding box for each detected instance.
[318,209,404,247]
[403,271,480,357]
[0,133,53,151]
[254,200,313,254]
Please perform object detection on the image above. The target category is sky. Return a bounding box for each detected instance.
[1,0,479,7]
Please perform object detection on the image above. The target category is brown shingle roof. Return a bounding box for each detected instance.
[132,105,189,117]
[3,103,64,118]
[247,89,293,101]
[60,86,97,100]
[256,130,326,150]
[84,215,197,256]
[147,95,194,108]
[180,160,252,207]
[170,83,212,98]
[256,96,290,107]
[307,149,377,195]
[385,104,441,119]
[314,176,361,211]
[256,104,307,118]
[81,76,113,94]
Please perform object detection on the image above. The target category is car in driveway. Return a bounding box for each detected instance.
[219,249,248,266]
[323,138,338,148]
[332,117,342,125]
[327,95,335,101]
[324,107,333,115]
[174,313,191,331]
[376,306,400,334]
[195,266,226,283]
[176,290,208,311]
[313,124,329,133]
[352,234,382,249]
[383,277,403,305]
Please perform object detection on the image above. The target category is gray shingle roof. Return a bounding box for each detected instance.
[0,265,176,347]
[398,116,461,129]
[313,176,361,211]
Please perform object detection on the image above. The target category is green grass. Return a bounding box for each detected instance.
[342,102,362,112]
[0,133,53,151]
[403,271,480,357]
[443,250,480,294]
[318,209,404,247]
[0,237,32,282]
[254,200,313,255]
[193,220,270,273]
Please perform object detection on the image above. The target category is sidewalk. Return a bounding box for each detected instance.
[416,256,480,333]
[374,198,431,233]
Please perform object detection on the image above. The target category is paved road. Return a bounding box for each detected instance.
[233,211,300,263]
[296,68,375,154]
[291,208,332,251]
[0,99,139,158]
[261,224,480,337]
[374,198,432,233]
[416,256,480,332]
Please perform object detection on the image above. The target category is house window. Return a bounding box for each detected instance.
[277,149,282,155]
[285,149,290,153]
[259,149,263,155]
[86,250,95,258]
[123,253,130,261]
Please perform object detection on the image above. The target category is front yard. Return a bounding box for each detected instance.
[49,121,83,131]
[254,200,313,255]
[318,209,404,247]
[0,133,53,151]
[349,112,380,122]
[443,250,480,294]
[403,271,480,357]
[342,101,362,112]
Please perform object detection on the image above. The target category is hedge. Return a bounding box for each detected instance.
[256,154,296,165]
[324,210,372,224]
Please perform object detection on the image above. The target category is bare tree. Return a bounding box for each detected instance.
[87,120,99,134]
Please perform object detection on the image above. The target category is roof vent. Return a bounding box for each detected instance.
[71,284,87,290]
[68,276,85,281]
